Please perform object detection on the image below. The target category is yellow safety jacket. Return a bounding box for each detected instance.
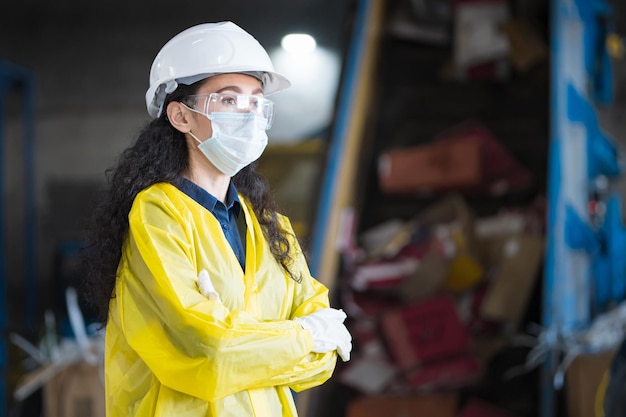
[105,182,337,417]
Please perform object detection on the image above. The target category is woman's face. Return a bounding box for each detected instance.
[190,73,264,140]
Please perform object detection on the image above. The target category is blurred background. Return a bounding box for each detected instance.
[2,0,626,416]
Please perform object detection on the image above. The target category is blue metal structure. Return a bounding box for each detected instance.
[0,59,37,416]
[544,0,621,415]
[309,0,373,279]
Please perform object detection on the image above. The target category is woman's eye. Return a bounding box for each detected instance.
[220,96,237,106]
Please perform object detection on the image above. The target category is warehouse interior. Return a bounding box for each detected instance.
[2,0,626,416]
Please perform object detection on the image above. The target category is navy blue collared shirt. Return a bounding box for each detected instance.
[173,177,246,270]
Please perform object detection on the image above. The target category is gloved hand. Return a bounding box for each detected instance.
[197,269,221,303]
[294,308,352,362]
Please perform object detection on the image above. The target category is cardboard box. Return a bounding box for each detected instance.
[400,251,449,302]
[416,194,477,258]
[417,195,484,293]
[44,362,105,417]
[565,349,616,417]
[378,138,483,195]
[357,195,485,296]
[346,393,458,417]
[480,234,544,327]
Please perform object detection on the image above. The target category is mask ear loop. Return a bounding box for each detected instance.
[188,131,203,145]
[179,102,209,145]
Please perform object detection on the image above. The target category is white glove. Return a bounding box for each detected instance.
[294,308,353,362]
[197,270,221,303]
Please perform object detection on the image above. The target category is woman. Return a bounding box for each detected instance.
[81,21,351,417]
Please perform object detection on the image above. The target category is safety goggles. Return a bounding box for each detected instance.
[183,93,275,129]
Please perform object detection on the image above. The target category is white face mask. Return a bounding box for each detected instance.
[188,111,269,177]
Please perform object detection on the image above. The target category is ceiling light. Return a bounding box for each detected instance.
[281,33,317,54]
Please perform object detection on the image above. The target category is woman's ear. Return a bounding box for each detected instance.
[167,102,192,133]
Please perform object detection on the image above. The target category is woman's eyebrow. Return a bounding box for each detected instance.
[215,85,264,95]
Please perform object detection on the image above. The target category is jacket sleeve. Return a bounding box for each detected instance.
[266,215,342,391]
[115,192,318,402]
[240,217,341,392]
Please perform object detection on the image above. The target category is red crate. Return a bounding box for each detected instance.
[380,295,470,369]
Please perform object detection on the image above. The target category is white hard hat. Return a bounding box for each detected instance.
[145,21,291,117]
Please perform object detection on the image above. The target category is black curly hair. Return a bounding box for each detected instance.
[80,79,296,323]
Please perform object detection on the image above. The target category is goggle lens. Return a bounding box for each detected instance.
[184,93,275,129]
